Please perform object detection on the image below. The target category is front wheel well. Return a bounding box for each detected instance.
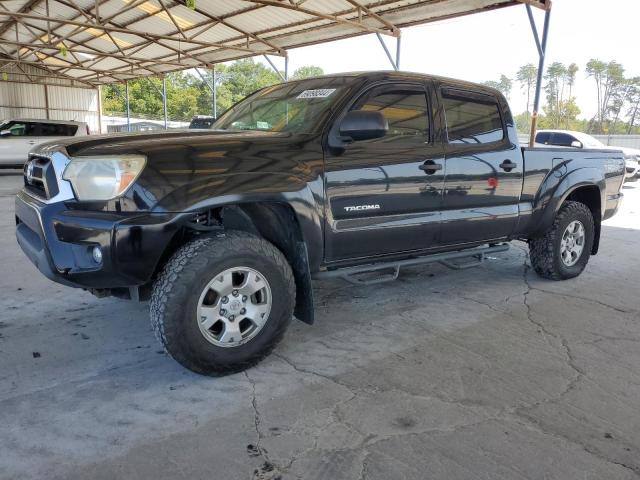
[149,202,315,324]
[564,185,601,254]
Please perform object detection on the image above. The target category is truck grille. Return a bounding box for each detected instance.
[24,155,59,200]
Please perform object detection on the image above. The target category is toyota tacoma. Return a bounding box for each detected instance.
[15,72,626,375]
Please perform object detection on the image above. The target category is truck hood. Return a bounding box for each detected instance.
[34,128,324,212]
[34,129,294,158]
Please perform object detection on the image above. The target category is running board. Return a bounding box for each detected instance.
[313,244,510,286]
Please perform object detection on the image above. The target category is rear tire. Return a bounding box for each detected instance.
[529,201,595,280]
[150,231,295,376]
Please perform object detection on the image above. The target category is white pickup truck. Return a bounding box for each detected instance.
[0,119,89,167]
[535,129,640,181]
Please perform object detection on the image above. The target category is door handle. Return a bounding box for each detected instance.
[28,140,36,144]
[419,161,442,174]
[499,160,516,172]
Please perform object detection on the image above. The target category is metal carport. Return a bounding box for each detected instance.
[0,0,551,141]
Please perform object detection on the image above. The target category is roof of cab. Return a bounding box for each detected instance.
[288,70,504,97]
[5,118,86,125]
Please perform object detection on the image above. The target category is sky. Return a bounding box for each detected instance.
[252,0,640,120]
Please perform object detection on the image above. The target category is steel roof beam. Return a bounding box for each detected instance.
[248,0,398,37]
[0,11,271,55]
[174,0,286,56]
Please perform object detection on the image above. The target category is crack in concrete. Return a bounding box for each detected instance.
[511,411,640,477]
[529,287,634,314]
[244,371,279,480]
[521,263,585,396]
[514,263,640,477]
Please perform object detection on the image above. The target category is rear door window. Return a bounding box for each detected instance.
[441,89,504,144]
[35,123,78,136]
[549,132,575,147]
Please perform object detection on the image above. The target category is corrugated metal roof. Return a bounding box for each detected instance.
[0,0,548,86]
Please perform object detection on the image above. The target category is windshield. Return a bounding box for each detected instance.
[212,77,356,134]
[577,133,604,148]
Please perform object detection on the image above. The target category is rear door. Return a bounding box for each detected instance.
[438,86,522,244]
[323,81,445,262]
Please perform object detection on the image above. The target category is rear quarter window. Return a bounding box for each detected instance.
[549,132,575,147]
[36,123,78,136]
[441,89,504,144]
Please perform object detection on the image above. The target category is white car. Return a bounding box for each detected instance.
[0,119,90,167]
[535,129,640,181]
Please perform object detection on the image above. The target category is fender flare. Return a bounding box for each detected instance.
[530,166,604,244]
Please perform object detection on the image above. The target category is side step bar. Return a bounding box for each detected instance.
[313,243,510,286]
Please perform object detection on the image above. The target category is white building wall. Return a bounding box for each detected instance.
[0,81,100,133]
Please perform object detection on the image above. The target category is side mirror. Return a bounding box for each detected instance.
[0,130,11,137]
[570,140,583,148]
[339,110,388,141]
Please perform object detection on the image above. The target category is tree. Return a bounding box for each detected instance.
[543,62,568,127]
[214,59,281,115]
[625,77,640,134]
[586,59,625,133]
[516,63,537,113]
[566,63,579,99]
[292,65,324,79]
[482,74,512,99]
[101,59,323,122]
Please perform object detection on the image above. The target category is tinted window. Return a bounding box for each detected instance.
[442,90,504,144]
[189,118,215,129]
[0,121,77,136]
[550,133,576,147]
[352,88,429,142]
[536,132,551,144]
[214,77,357,134]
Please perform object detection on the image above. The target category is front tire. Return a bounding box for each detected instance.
[529,201,595,280]
[150,231,295,376]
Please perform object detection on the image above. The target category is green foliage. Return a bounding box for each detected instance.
[482,74,512,99]
[214,59,281,114]
[291,65,324,79]
[516,63,537,113]
[513,59,639,135]
[102,70,208,121]
[585,59,627,133]
[101,59,322,122]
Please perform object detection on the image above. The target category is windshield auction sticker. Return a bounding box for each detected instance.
[296,89,336,99]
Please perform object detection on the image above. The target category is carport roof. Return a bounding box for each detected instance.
[0,0,549,87]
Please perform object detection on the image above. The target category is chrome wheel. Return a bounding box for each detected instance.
[197,266,272,348]
[560,220,585,267]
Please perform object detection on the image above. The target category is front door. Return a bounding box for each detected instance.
[324,82,445,262]
[438,86,522,244]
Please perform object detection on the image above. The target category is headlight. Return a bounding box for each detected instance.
[63,155,146,201]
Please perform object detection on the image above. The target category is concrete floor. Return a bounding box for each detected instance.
[0,172,639,480]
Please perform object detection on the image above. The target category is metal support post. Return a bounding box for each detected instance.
[125,80,130,132]
[395,34,401,70]
[376,33,398,71]
[527,3,552,147]
[162,76,168,130]
[284,55,289,81]
[96,85,102,134]
[212,68,217,118]
[263,54,286,82]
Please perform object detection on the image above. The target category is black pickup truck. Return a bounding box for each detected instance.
[15,72,625,375]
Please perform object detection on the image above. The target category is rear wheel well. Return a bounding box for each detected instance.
[565,185,601,254]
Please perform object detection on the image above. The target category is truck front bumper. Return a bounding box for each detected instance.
[15,190,186,290]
